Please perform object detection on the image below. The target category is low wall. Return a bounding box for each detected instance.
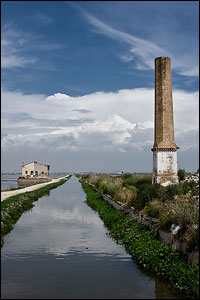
[87,182,199,265]
[18,177,51,186]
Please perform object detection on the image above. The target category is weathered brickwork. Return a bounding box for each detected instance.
[153,57,178,150]
[152,57,179,185]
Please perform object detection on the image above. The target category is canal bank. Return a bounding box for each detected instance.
[80,179,198,299]
[1,176,187,299]
[1,175,70,202]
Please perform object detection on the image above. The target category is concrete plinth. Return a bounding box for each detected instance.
[152,149,178,186]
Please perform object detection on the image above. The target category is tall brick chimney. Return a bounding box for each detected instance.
[152,57,179,186]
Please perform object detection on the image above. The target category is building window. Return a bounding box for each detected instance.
[25,171,28,174]
[42,171,44,174]
[31,171,33,175]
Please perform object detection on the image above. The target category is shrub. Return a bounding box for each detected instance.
[187,181,199,197]
[121,173,132,180]
[106,178,123,197]
[80,174,90,180]
[178,169,186,182]
[88,174,107,188]
[99,181,108,194]
[163,184,180,201]
[143,200,161,218]
[157,198,199,248]
[134,176,152,188]
[122,175,139,187]
[133,183,165,210]
[114,186,137,208]
[134,184,152,210]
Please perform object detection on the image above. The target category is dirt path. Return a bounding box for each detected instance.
[1,175,70,202]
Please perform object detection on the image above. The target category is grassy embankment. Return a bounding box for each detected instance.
[1,176,71,246]
[80,176,199,299]
[83,173,199,252]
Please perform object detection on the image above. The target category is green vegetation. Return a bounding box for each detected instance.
[178,168,186,182]
[1,177,70,246]
[83,173,199,251]
[81,180,199,299]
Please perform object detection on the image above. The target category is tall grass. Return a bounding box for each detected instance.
[81,180,199,299]
[84,173,199,251]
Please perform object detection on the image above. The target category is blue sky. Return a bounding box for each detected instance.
[1,1,199,173]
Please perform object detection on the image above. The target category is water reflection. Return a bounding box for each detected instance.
[1,176,186,299]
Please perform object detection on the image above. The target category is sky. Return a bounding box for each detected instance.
[1,1,199,173]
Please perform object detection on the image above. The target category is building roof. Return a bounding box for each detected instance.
[22,161,50,167]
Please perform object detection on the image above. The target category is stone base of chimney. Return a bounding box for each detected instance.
[152,149,179,186]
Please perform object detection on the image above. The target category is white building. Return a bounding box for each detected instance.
[22,161,50,178]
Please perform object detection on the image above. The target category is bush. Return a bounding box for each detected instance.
[99,181,108,194]
[133,183,165,210]
[163,184,180,201]
[114,186,137,208]
[143,200,161,218]
[88,175,107,188]
[107,178,123,197]
[134,176,152,187]
[157,198,199,248]
[134,184,152,210]
[122,175,139,187]
[178,169,186,182]
[121,173,132,180]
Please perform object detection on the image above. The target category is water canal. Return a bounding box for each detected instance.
[1,176,185,299]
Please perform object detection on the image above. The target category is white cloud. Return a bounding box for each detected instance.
[1,88,198,156]
[1,23,37,69]
[176,66,199,77]
[1,55,37,69]
[78,6,168,71]
[1,23,63,70]
[173,90,199,132]
[35,12,54,25]
[119,53,134,63]
[137,121,154,129]
[76,6,198,77]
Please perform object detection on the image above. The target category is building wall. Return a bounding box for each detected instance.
[152,150,178,186]
[22,162,34,177]
[22,162,49,177]
[34,164,49,177]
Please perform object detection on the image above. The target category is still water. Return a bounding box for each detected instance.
[1,174,19,190]
[1,173,68,191]
[1,176,185,299]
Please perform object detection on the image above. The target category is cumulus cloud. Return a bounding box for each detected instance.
[1,88,198,158]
